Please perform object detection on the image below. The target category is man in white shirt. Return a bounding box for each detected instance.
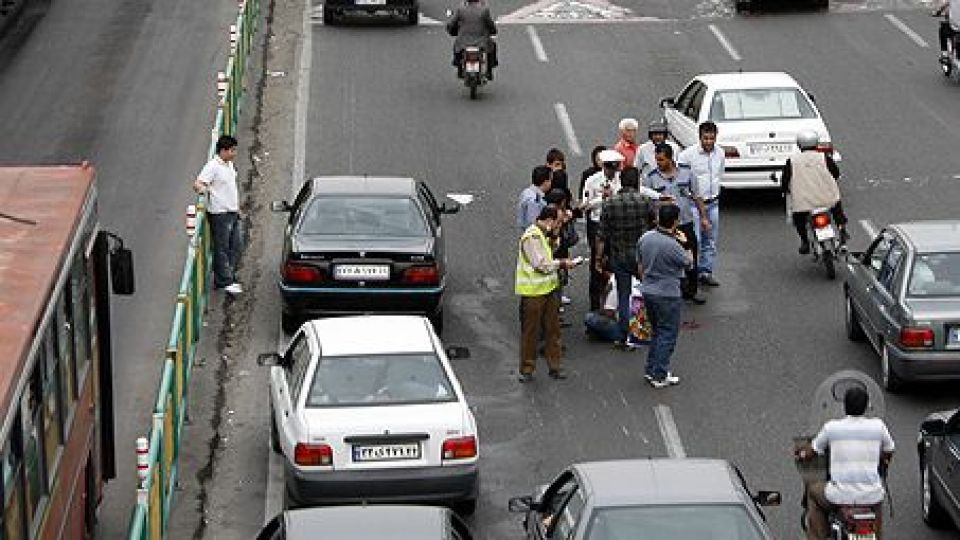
[936,1,960,60]
[194,135,243,295]
[797,386,895,540]
[637,120,680,176]
[678,121,724,287]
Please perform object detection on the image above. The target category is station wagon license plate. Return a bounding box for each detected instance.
[748,142,794,156]
[334,264,390,281]
[949,325,960,347]
[352,443,420,462]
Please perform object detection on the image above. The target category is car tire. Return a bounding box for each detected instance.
[270,409,282,454]
[453,498,477,516]
[405,6,418,25]
[282,311,300,335]
[845,293,865,342]
[880,341,904,392]
[922,456,952,528]
[323,5,338,25]
[429,309,444,335]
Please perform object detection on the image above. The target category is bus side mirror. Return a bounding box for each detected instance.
[106,233,135,295]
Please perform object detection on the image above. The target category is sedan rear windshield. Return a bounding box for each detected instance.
[586,505,765,540]
[306,353,456,407]
[298,197,430,237]
[907,252,960,297]
[709,88,817,122]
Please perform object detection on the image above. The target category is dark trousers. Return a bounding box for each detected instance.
[792,201,847,244]
[609,256,636,342]
[940,21,957,55]
[587,220,605,311]
[208,211,242,288]
[519,294,562,374]
[678,221,699,299]
[644,294,683,380]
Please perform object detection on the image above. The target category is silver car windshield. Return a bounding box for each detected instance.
[298,197,430,237]
[907,252,960,297]
[709,88,817,122]
[586,505,765,540]
[306,353,456,407]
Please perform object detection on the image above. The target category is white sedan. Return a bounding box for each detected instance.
[660,71,839,189]
[261,315,479,514]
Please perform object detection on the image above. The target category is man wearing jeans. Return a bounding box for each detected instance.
[194,135,243,295]
[678,121,723,287]
[637,204,693,388]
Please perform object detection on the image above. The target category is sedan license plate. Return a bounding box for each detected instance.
[334,264,390,281]
[465,61,481,73]
[352,443,420,462]
[355,0,386,4]
[949,326,960,347]
[814,226,836,241]
[748,142,794,156]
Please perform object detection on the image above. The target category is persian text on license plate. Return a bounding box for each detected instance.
[352,443,420,462]
[334,264,390,281]
[748,143,794,156]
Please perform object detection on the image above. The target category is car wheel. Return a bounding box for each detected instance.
[323,5,338,25]
[429,309,444,335]
[845,293,865,341]
[921,457,951,527]
[880,342,904,392]
[405,7,418,25]
[281,311,300,335]
[453,498,477,516]
[270,408,282,454]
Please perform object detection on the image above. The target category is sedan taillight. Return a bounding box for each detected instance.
[442,436,477,460]
[900,327,934,349]
[295,443,333,466]
[283,262,324,284]
[403,265,440,285]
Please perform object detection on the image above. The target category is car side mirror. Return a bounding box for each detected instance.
[271,200,292,212]
[807,92,816,103]
[659,96,675,109]
[257,352,283,367]
[440,201,461,215]
[920,418,947,437]
[753,491,781,507]
[446,346,471,359]
[508,495,535,513]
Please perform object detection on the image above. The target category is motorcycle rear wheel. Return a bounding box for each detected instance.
[823,251,836,280]
[469,82,478,100]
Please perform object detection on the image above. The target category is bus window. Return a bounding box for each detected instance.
[21,370,45,526]
[3,420,26,540]
[71,257,92,378]
[42,331,63,474]
[55,297,77,414]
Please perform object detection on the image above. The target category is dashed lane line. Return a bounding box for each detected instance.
[553,103,582,156]
[708,24,742,62]
[860,219,878,238]
[654,405,687,459]
[526,25,549,62]
[883,14,929,48]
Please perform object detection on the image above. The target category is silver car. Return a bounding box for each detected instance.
[842,220,960,390]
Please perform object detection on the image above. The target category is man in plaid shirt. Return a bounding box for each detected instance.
[596,167,656,345]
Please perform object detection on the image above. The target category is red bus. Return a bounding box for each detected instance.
[0,164,133,539]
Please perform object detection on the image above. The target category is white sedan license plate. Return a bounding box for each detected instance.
[949,326,960,347]
[355,0,386,5]
[353,443,420,462]
[748,142,794,156]
[814,227,836,241]
[334,264,390,281]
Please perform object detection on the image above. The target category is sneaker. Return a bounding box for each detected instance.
[224,283,243,295]
[645,372,679,385]
[648,377,670,389]
[518,372,534,383]
[699,274,720,287]
[561,295,572,305]
[548,369,568,380]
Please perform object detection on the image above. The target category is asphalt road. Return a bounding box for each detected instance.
[194,0,960,538]
[0,0,240,537]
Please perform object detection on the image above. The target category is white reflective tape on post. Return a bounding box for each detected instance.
[230,24,238,53]
[137,487,149,506]
[136,436,150,486]
[186,204,197,237]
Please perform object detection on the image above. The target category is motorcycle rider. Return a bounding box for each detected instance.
[935,1,960,62]
[796,386,895,539]
[446,0,498,80]
[781,130,848,255]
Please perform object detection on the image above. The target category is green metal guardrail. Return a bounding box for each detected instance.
[127,0,260,538]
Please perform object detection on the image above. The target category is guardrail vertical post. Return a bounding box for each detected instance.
[136,436,149,487]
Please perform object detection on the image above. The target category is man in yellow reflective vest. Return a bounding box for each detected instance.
[515,205,582,383]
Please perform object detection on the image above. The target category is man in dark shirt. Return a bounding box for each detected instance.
[596,167,654,344]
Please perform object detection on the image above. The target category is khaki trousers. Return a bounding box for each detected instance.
[519,293,562,374]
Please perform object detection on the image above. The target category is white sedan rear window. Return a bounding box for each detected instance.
[306,353,456,407]
[907,253,960,297]
[709,88,817,122]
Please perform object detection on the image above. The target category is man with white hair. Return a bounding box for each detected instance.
[613,118,639,169]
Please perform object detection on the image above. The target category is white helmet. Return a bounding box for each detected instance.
[796,130,820,150]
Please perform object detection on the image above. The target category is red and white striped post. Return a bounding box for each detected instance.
[216,71,229,101]
[229,24,238,54]
[136,436,150,504]
[186,204,197,237]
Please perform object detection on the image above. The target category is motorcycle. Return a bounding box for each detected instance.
[806,208,842,280]
[794,370,890,540]
[938,15,960,81]
[460,45,489,100]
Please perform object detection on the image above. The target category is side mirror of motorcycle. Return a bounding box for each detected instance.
[508,495,536,513]
[753,491,781,507]
[659,96,675,109]
[920,417,947,436]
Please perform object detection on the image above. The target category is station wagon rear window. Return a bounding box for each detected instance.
[299,197,429,237]
[709,88,817,122]
[306,353,456,407]
[907,253,960,297]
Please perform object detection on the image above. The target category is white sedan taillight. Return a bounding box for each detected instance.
[441,436,477,460]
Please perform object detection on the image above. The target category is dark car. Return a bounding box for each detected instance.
[841,221,960,391]
[273,176,459,334]
[322,0,419,26]
[256,505,474,540]
[918,407,960,531]
[508,459,780,540]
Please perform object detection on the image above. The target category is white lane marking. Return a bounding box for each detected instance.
[654,405,686,458]
[884,14,929,48]
[620,425,629,436]
[526,25,549,62]
[418,15,443,25]
[292,0,313,197]
[708,24,742,62]
[860,219,878,238]
[553,103,582,156]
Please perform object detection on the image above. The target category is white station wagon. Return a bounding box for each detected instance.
[261,315,479,513]
[661,72,839,189]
